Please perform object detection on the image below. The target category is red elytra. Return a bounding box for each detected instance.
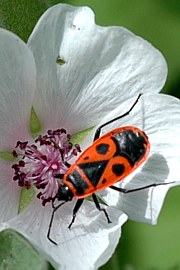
[64,126,150,198]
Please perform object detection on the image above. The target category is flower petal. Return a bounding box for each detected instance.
[28,4,167,134]
[0,29,36,150]
[0,159,20,222]
[95,94,180,224]
[0,198,127,269]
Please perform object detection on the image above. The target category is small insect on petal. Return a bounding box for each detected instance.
[56,56,66,65]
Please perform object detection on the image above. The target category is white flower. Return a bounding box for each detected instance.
[0,3,179,270]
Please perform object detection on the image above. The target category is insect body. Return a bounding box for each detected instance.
[64,126,150,198]
[48,94,172,245]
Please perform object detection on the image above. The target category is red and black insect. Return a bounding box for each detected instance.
[47,94,169,245]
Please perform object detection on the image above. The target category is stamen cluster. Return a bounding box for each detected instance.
[12,129,81,205]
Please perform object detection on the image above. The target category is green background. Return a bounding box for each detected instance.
[0,1,180,270]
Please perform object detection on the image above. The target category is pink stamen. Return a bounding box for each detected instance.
[12,129,81,205]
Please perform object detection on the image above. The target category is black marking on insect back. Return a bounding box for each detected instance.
[102,178,107,184]
[79,160,108,187]
[112,130,148,165]
[111,136,133,166]
[83,156,89,161]
[96,143,109,155]
[66,170,88,195]
[112,163,125,176]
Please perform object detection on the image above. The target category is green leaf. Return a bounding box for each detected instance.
[71,127,93,145]
[30,108,41,137]
[0,0,48,42]
[0,229,48,270]
[18,188,35,213]
[0,152,15,162]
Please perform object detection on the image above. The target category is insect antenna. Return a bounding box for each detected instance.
[94,93,142,141]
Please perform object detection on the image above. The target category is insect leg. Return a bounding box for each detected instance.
[58,150,71,168]
[109,181,175,193]
[68,198,84,229]
[92,194,111,223]
[54,173,64,179]
[93,93,142,141]
[50,139,71,167]
[47,201,66,245]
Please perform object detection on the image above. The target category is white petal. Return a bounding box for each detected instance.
[0,198,127,270]
[0,29,36,149]
[28,4,167,134]
[96,94,180,224]
[0,159,20,222]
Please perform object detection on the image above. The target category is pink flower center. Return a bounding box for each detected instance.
[12,129,81,205]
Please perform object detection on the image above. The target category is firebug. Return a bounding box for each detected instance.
[47,94,172,245]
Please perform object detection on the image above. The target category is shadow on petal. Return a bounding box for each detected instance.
[115,153,169,223]
[76,153,170,227]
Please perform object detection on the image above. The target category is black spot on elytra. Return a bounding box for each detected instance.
[102,178,107,184]
[96,143,109,155]
[112,163,125,176]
